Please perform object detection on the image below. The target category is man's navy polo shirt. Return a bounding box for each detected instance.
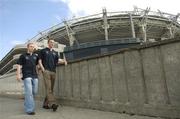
[17,53,39,80]
[39,48,59,72]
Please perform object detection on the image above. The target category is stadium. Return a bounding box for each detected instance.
[0,7,180,75]
[1,8,180,118]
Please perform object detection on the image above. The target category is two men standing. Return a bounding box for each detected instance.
[16,38,67,115]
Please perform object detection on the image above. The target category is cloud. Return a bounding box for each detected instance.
[48,0,62,3]
[60,0,180,17]
[48,0,67,3]
[10,40,24,46]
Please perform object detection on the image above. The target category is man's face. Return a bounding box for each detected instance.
[48,39,54,48]
[27,43,35,52]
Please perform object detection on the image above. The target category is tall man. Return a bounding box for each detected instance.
[16,42,39,115]
[38,38,67,111]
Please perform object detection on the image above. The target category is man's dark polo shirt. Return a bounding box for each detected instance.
[17,53,39,80]
[39,48,59,72]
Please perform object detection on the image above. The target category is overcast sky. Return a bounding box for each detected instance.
[0,0,179,60]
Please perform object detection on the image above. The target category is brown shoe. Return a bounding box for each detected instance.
[52,104,59,112]
[43,105,50,109]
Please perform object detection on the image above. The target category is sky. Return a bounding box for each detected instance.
[0,0,180,60]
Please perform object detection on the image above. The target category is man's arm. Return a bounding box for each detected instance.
[58,58,67,65]
[58,53,67,65]
[16,64,22,82]
[38,59,45,72]
[36,65,40,75]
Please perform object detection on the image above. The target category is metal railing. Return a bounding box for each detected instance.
[27,8,180,43]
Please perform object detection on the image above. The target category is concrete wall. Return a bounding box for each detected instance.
[46,38,180,118]
[0,72,23,95]
[1,38,179,118]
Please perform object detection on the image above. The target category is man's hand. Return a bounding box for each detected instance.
[58,58,67,65]
[16,64,22,82]
[41,67,45,73]
[38,59,45,73]
[16,74,21,82]
[64,59,68,65]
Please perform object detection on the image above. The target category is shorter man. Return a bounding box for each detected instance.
[16,42,39,115]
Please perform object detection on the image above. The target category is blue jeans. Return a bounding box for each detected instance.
[23,77,38,113]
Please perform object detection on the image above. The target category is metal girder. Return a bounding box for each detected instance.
[167,23,176,38]
[38,31,49,41]
[170,13,180,22]
[102,8,109,40]
[63,21,78,46]
[140,7,151,42]
[129,13,136,38]
[157,9,164,17]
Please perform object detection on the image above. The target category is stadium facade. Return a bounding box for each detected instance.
[0,8,180,75]
[1,8,180,118]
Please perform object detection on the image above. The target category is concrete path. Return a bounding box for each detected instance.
[0,97,164,119]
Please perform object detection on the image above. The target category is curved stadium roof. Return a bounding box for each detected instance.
[0,8,180,75]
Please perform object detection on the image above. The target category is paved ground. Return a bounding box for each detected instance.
[0,97,164,119]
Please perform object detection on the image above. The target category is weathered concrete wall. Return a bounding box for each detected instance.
[1,39,180,118]
[37,38,180,118]
[0,72,23,95]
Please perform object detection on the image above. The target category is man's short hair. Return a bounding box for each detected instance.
[47,38,54,43]
[27,42,34,48]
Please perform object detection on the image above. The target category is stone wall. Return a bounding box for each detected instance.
[45,38,180,118]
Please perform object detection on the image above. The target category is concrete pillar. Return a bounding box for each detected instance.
[102,8,109,40]
[167,25,174,39]
[142,24,147,42]
[129,13,136,38]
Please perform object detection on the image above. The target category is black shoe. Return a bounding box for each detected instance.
[27,112,35,115]
[52,104,59,112]
[43,105,50,109]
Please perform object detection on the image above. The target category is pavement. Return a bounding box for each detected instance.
[0,97,164,119]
